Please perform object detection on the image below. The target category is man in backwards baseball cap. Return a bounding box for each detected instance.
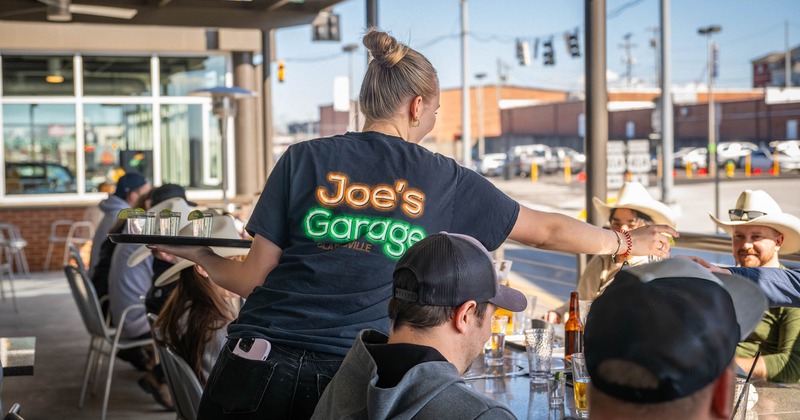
[585,258,767,420]
[313,233,526,419]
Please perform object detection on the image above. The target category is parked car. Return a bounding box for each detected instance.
[677,141,759,169]
[672,147,700,168]
[741,149,800,173]
[507,144,557,177]
[5,161,76,194]
[476,153,507,177]
[551,147,586,172]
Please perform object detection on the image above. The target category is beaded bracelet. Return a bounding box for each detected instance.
[619,229,633,259]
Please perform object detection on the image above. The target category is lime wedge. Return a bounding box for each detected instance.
[187,209,205,221]
[554,371,565,380]
[159,209,173,217]
[117,208,144,220]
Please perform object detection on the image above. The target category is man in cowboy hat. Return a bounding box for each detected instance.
[710,189,800,382]
[551,182,677,319]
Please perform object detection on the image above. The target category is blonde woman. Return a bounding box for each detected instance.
[153,29,676,420]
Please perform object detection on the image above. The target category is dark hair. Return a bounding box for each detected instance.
[609,208,654,224]
[388,267,489,331]
[360,29,439,121]
[153,267,235,386]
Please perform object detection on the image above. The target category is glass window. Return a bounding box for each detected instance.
[159,56,226,96]
[84,104,153,192]
[1,55,75,96]
[3,104,77,194]
[161,104,221,189]
[82,56,152,96]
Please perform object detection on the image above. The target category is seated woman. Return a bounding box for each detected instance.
[152,215,243,385]
[551,182,677,319]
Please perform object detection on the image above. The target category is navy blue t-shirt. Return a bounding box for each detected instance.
[232,132,520,355]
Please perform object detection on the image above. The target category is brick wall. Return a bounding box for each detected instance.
[1,206,92,272]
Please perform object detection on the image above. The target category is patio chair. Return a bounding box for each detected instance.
[63,265,154,420]
[44,220,95,271]
[157,344,202,420]
[0,223,29,277]
[0,240,17,313]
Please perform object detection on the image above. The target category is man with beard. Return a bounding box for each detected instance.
[711,190,800,382]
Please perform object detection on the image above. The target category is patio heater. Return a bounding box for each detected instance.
[188,86,256,213]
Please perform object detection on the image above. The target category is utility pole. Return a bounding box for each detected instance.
[475,72,487,159]
[343,44,359,132]
[660,0,675,205]
[787,20,792,87]
[461,0,471,167]
[646,26,660,86]
[698,25,722,226]
[620,32,636,86]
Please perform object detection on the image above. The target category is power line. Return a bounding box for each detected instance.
[607,0,648,20]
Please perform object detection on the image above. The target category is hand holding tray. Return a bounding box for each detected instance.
[108,233,252,248]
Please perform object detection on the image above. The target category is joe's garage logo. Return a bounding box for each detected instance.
[303,173,427,259]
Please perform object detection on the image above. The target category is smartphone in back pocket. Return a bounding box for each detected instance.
[232,338,271,361]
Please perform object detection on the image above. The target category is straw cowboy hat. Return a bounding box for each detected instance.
[153,214,248,287]
[710,190,800,254]
[593,182,677,228]
[126,197,196,267]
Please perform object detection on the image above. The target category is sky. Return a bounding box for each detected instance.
[270,0,800,130]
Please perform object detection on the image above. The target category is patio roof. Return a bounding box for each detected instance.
[0,0,344,30]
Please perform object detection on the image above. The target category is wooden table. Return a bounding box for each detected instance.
[1,337,35,377]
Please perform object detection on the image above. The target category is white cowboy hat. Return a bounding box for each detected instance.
[710,190,800,254]
[153,214,248,287]
[126,197,196,267]
[593,182,677,228]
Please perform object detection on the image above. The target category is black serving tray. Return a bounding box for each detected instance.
[108,233,252,248]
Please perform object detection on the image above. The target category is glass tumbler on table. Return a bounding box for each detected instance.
[524,324,554,381]
[571,352,590,418]
[484,315,508,367]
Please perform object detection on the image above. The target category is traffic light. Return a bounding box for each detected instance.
[543,38,555,66]
[566,29,580,58]
[278,60,285,83]
[516,39,531,66]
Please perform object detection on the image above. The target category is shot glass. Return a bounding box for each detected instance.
[126,212,146,235]
[192,212,214,237]
[143,211,157,235]
[525,324,554,381]
[547,373,566,407]
[158,212,181,236]
[731,378,750,420]
[571,353,590,418]
[484,315,508,367]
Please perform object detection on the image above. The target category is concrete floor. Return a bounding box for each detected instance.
[0,270,174,420]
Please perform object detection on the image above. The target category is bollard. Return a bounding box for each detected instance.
[726,161,735,178]
[773,150,780,176]
[686,163,692,179]
[564,157,571,184]
[531,163,538,183]
[745,154,751,177]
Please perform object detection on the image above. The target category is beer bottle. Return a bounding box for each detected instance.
[565,291,584,361]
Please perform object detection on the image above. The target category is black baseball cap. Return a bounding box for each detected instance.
[114,173,148,199]
[151,183,197,207]
[585,258,766,404]
[393,232,527,312]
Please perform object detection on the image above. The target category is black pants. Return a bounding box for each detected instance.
[198,340,343,420]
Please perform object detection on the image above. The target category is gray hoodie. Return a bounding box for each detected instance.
[312,330,516,420]
[89,194,129,277]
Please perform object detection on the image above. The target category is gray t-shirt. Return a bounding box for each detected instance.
[231,132,519,355]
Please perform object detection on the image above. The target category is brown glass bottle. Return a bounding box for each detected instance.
[564,291,584,361]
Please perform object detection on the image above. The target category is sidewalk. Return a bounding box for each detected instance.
[0,271,174,420]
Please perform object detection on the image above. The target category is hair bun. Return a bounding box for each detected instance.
[363,29,408,68]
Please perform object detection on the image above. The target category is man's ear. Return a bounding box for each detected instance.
[711,366,735,419]
[453,300,477,334]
